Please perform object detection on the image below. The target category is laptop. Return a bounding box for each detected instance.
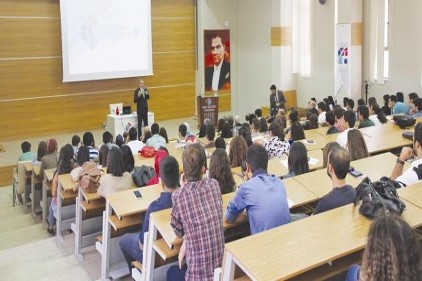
[122,105,132,115]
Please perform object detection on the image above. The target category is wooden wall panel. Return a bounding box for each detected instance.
[152,0,194,18]
[285,90,297,109]
[352,22,363,46]
[0,0,59,17]
[152,19,195,52]
[0,18,61,58]
[0,0,196,141]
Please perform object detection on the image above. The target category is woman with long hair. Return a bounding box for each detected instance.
[36,140,47,162]
[347,129,369,161]
[369,103,387,124]
[98,145,109,168]
[209,148,236,194]
[120,145,135,173]
[289,122,306,141]
[221,122,233,138]
[283,142,309,178]
[70,145,90,182]
[238,125,253,147]
[159,127,169,143]
[345,215,422,281]
[47,144,75,235]
[97,147,132,198]
[263,121,290,158]
[229,135,248,168]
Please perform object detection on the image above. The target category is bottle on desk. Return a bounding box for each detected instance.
[116,107,120,115]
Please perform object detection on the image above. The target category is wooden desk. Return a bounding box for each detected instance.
[30,164,43,218]
[56,173,77,242]
[359,121,402,138]
[100,184,162,280]
[221,202,422,281]
[398,181,422,209]
[302,131,331,151]
[39,168,54,228]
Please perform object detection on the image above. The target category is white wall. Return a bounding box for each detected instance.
[363,0,422,100]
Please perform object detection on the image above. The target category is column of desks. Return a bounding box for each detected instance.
[57,173,78,241]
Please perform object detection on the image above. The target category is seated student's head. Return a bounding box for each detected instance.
[360,215,422,281]
[254,108,262,118]
[128,127,138,141]
[178,124,187,139]
[344,110,356,128]
[246,144,268,173]
[413,98,422,112]
[357,105,370,121]
[21,141,31,153]
[268,121,285,139]
[120,145,134,172]
[227,116,234,128]
[72,135,81,147]
[251,118,260,133]
[346,99,355,111]
[205,125,215,142]
[57,144,74,174]
[409,92,419,103]
[317,102,326,114]
[115,134,124,148]
[334,107,345,122]
[107,147,125,177]
[83,132,95,147]
[322,142,341,168]
[306,113,319,130]
[214,137,226,150]
[287,142,309,176]
[357,98,365,106]
[259,118,268,133]
[159,156,180,189]
[37,141,47,161]
[143,130,152,143]
[343,97,349,107]
[182,143,206,182]
[198,124,207,138]
[204,118,212,127]
[98,145,110,167]
[327,147,350,180]
[46,138,58,154]
[347,129,369,161]
[76,145,90,166]
[159,127,169,143]
[238,125,253,147]
[229,135,248,168]
[396,92,404,102]
[217,118,226,133]
[289,109,299,123]
[326,110,336,126]
[151,123,160,135]
[209,148,236,195]
[290,122,305,141]
[103,131,113,144]
[221,122,233,138]
[368,97,377,107]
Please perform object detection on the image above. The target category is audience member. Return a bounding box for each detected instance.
[250,118,260,136]
[229,135,248,167]
[178,124,188,142]
[142,130,152,144]
[18,141,35,161]
[336,110,356,148]
[83,132,99,161]
[209,148,236,194]
[71,135,81,161]
[408,92,419,115]
[382,94,392,115]
[345,215,422,281]
[119,156,179,272]
[214,137,226,150]
[147,148,169,186]
[304,113,318,130]
[167,143,224,280]
[347,129,369,161]
[36,140,47,162]
[39,138,59,180]
[367,97,377,108]
[159,127,169,144]
[289,122,306,141]
[334,107,346,132]
[47,144,74,235]
[102,131,118,149]
[115,134,124,148]
[198,124,207,138]
[317,102,327,125]
[203,125,216,148]
[238,125,253,147]
[342,97,349,110]
[313,147,356,214]
[326,111,339,135]
[411,98,422,118]
[70,146,90,182]
[127,127,145,154]
[221,122,233,138]
[283,142,309,178]
[217,118,226,133]
[357,105,375,128]
[346,99,355,111]
[120,145,135,173]
[97,147,132,198]
[264,121,290,158]
[369,103,387,125]
[390,122,422,187]
[225,144,291,234]
[327,96,335,110]
[357,98,365,107]
[389,95,409,115]
[98,145,109,168]
[146,123,166,149]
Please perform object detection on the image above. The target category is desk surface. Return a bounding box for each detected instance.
[23,162,33,173]
[224,202,422,281]
[398,181,422,209]
[58,173,76,191]
[359,121,402,138]
[107,184,163,218]
[365,132,412,155]
[44,168,55,182]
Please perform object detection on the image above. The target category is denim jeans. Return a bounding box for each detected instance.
[166,264,187,281]
[345,264,360,281]
[119,233,143,271]
[47,199,57,227]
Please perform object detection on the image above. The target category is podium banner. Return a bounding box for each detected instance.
[335,24,351,97]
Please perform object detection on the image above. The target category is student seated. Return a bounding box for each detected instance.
[347,129,369,161]
[390,122,422,187]
[39,138,59,180]
[118,156,179,272]
[357,105,375,128]
[167,144,224,281]
[263,121,290,158]
[345,215,422,281]
[209,148,236,194]
[146,123,166,149]
[82,132,99,161]
[283,142,309,178]
[225,144,291,234]
[18,141,35,162]
[313,147,357,215]
[336,110,356,148]
[126,127,144,154]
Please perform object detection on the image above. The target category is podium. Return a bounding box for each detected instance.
[197,96,219,128]
[106,112,154,137]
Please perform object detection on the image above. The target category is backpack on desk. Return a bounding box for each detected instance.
[74,162,101,193]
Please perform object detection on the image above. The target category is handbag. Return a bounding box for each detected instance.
[75,162,102,193]
[140,146,156,158]
[354,177,406,219]
[393,115,416,129]
[132,165,156,187]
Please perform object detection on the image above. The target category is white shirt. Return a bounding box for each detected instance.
[396,158,422,187]
[127,140,145,155]
[368,114,381,126]
[318,111,326,125]
[212,60,223,91]
[336,128,352,148]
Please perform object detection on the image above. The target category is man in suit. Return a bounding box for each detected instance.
[134,80,150,139]
[269,84,286,117]
[205,35,230,91]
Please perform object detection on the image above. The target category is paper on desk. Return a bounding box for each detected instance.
[287,198,294,208]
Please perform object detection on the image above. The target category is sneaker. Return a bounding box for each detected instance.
[47,227,56,236]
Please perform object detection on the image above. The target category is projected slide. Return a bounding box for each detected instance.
[60,0,153,82]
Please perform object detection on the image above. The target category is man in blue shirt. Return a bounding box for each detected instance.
[225,144,291,234]
[389,95,409,115]
[119,155,178,272]
[146,123,167,149]
[313,147,357,214]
